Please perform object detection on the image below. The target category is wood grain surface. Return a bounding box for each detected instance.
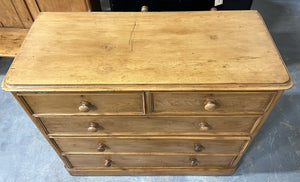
[66,154,235,168]
[54,137,247,154]
[151,92,274,114]
[11,0,33,28]
[0,28,28,57]
[1,11,293,176]
[3,11,293,91]
[0,0,24,28]
[34,0,88,12]
[41,115,259,136]
[22,93,145,115]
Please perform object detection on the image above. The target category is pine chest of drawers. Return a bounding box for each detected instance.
[2,11,293,175]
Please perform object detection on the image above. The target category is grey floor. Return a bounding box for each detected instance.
[0,0,299,181]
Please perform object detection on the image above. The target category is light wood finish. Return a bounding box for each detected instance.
[25,0,98,20]
[54,137,247,154]
[41,116,259,136]
[34,0,89,12]
[67,154,235,168]
[21,93,145,115]
[0,0,24,28]
[0,0,98,58]
[11,0,34,28]
[2,11,293,91]
[0,28,28,57]
[151,92,274,114]
[24,0,40,20]
[1,11,293,175]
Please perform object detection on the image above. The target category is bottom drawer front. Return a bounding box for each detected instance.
[55,138,247,154]
[67,155,234,168]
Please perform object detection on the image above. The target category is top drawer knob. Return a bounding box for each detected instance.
[204,99,216,111]
[79,101,90,112]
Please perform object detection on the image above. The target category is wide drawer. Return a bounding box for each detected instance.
[151,92,274,114]
[67,154,235,168]
[42,116,259,136]
[54,137,247,154]
[22,93,145,115]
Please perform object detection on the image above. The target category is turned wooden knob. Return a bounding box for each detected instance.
[204,99,216,111]
[88,122,98,132]
[141,5,148,12]
[104,159,112,167]
[210,7,218,11]
[97,143,106,152]
[190,158,198,167]
[194,144,205,152]
[199,122,210,131]
[79,101,90,112]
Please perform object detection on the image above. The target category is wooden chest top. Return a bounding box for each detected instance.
[2,11,292,91]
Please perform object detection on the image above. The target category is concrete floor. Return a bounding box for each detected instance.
[0,0,299,181]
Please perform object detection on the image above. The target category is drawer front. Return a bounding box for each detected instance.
[22,93,144,115]
[54,137,247,154]
[42,116,259,135]
[67,154,234,168]
[151,92,274,114]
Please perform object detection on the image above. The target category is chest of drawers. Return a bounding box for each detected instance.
[2,11,293,175]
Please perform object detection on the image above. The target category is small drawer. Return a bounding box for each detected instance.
[151,92,274,114]
[67,154,235,168]
[22,93,145,115]
[41,116,259,136]
[54,137,247,154]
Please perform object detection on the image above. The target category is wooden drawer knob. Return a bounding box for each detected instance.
[141,5,148,12]
[204,99,216,111]
[79,101,90,112]
[97,143,107,152]
[190,158,199,167]
[194,144,205,152]
[199,122,210,131]
[104,159,112,167]
[88,122,98,132]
